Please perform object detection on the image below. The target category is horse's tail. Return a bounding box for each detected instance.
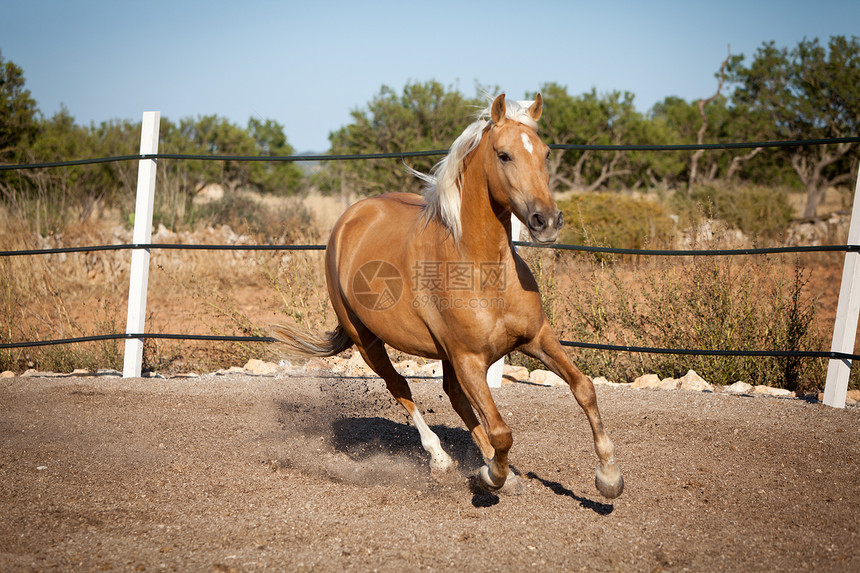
[269,322,354,358]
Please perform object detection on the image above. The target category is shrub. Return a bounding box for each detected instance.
[181,193,314,240]
[677,184,794,240]
[557,193,675,250]
[0,227,123,373]
[518,244,827,392]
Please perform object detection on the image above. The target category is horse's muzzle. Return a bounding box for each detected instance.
[527,209,563,244]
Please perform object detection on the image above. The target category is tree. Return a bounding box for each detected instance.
[162,114,303,196]
[688,52,731,188]
[324,81,483,197]
[537,84,647,192]
[729,35,860,217]
[0,51,39,163]
[247,117,304,195]
[4,107,114,231]
[647,96,700,188]
[0,52,41,218]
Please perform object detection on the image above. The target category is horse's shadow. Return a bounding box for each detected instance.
[323,416,613,514]
[329,416,482,473]
[277,399,611,512]
[329,416,503,508]
[525,471,614,515]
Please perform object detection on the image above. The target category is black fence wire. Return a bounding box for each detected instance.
[1,242,857,259]
[2,136,860,172]
[1,137,858,363]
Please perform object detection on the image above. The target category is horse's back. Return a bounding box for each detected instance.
[331,192,422,238]
[328,192,424,258]
[325,192,446,357]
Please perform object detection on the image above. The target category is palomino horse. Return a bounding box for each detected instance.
[272,94,624,498]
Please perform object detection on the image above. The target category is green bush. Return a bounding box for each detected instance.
[557,193,676,250]
[182,194,314,240]
[518,247,827,393]
[678,184,794,239]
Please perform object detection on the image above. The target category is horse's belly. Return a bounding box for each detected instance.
[327,194,445,359]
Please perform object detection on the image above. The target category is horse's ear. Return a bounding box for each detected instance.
[491,94,507,126]
[528,94,543,122]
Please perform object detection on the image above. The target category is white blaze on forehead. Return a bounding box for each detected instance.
[521,133,534,155]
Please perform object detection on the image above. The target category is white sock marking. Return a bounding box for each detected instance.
[411,408,453,471]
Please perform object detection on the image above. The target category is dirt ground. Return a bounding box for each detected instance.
[1,370,858,572]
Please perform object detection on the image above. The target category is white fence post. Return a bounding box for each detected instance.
[822,162,860,408]
[122,111,160,378]
[487,214,524,388]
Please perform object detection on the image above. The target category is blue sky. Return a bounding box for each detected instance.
[2,0,858,152]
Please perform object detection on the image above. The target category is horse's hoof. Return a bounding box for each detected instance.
[478,465,506,492]
[595,463,624,499]
[429,454,455,474]
[498,472,524,496]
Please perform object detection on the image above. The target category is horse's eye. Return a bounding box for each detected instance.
[497,151,511,163]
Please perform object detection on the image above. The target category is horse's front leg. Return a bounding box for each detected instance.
[450,353,512,491]
[521,323,624,499]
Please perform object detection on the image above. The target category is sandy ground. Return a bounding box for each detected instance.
[1,371,858,572]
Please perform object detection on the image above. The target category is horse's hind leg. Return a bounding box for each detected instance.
[354,334,455,473]
[521,322,624,499]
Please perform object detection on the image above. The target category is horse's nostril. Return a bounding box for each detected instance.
[528,212,547,232]
[555,211,564,229]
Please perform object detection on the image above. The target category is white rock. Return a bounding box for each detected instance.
[725,381,753,394]
[753,385,795,397]
[419,361,443,377]
[679,370,714,392]
[303,357,331,371]
[632,374,660,389]
[216,366,246,375]
[502,365,530,384]
[396,360,420,377]
[243,359,279,376]
[529,369,566,387]
[659,378,680,391]
[328,355,349,373]
[0,371,15,378]
[592,376,612,386]
[344,353,374,376]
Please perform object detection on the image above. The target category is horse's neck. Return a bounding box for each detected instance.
[456,145,513,263]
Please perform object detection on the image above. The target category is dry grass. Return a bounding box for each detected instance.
[0,189,853,392]
[0,202,331,374]
[517,250,830,393]
[0,216,126,372]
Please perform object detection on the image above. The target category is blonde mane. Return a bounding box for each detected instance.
[412,96,538,243]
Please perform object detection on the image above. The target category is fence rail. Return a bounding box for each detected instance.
[4,332,860,363]
[3,135,860,172]
[1,241,857,259]
[1,112,858,407]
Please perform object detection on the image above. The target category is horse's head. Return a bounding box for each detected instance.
[485,93,562,245]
